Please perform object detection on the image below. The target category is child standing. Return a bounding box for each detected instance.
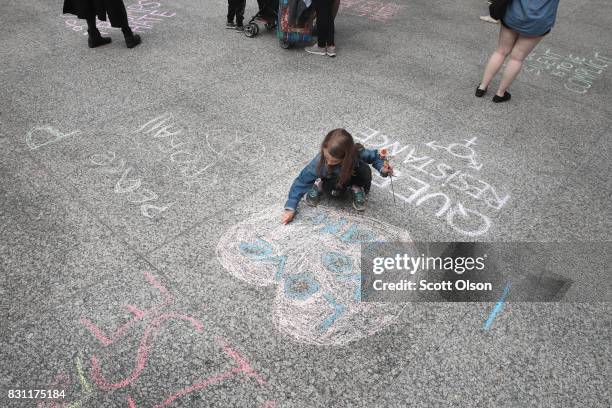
[281,129,393,224]
[227,0,247,30]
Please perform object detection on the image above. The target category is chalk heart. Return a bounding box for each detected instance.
[216,205,413,346]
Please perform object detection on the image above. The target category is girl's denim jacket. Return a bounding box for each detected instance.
[284,148,385,211]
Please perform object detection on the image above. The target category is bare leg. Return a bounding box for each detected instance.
[479,25,518,90]
[496,34,544,96]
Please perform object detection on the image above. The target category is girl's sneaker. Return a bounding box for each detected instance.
[305,186,321,206]
[352,190,366,211]
[226,21,236,29]
[326,45,336,57]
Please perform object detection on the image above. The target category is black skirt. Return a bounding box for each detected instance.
[63,0,128,28]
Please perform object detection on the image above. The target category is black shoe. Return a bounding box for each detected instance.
[475,85,487,97]
[492,91,511,103]
[88,35,111,48]
[226,21,236,29]
[235,24,245,32]
[125,33,142,48]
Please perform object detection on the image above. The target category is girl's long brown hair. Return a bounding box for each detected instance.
[317,128,362,188]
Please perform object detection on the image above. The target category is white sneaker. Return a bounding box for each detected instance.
[326,45,336,57]
[479,15,499,24]
[305,45,326,55]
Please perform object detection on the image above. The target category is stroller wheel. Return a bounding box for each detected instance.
[264,22,275,31]
[244,23,259,38]
[279,40,290,49]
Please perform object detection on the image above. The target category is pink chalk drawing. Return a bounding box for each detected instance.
[90,312,205,390]
[151,337,265,408]
[340,0,405,22]
[80,271,172,347]
[128,396,138,408]
[40,271,276,407]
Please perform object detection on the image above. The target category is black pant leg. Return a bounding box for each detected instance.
[105,0,130,29]
[350,163,372,193]
[314,0,333,47]
[85,14,97,31]
[320,176,336,195]
[235,0,246,25]
[227,0,235,22]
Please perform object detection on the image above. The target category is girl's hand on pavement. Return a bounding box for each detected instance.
[281,209,295,224]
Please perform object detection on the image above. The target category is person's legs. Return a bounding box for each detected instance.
[104,0,141,46]
[227,0,236,24]
[314,0,331,47]
[235,0,246,27]
[85,13,111,47]
[85,14,100,36]
[350,164,371,211]
[305,178,323,206]
[350,164,372,193]
[479,25,518,90]
[328,2,335,47]
[321,176,340,196]
[495,34,543,96]
[306,0,329,54]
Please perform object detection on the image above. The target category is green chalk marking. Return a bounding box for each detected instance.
[66,355,94,408]
[76,356,92,394]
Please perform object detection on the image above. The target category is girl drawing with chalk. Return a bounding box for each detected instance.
[281,128,393,224]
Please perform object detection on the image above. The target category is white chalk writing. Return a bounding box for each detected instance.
[26,126,80,150]
[89,150,174,219]
[340,0,404,22]
[133,113,266,193]
[524,48,612,95]
[354,127,510,237]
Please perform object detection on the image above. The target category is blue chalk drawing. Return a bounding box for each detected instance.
[239,238,273,259]
[320,217,348,234]
[284,274,320,300]
[483,283,512,332]
[267,255,288,281]
[340,275,362,302]
[239,238,288,281]
[322,252,353,275]
[322,252,363,302]
[362,240,385,257]
[303,211,327,225]
[319,293,347,332]
[340,224,376,244]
